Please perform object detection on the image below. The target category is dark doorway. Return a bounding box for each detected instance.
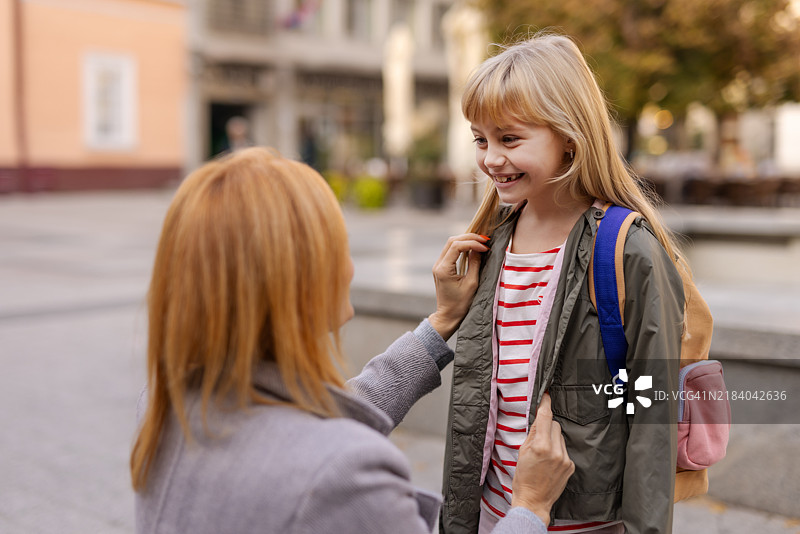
[209,103,251,158]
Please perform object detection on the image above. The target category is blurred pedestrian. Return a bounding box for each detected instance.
[442,32,683,533]
[224,116,253,152]
[130,147,574,533]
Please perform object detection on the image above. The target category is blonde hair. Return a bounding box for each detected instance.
[462,32,684,266]
[131,147,350,491]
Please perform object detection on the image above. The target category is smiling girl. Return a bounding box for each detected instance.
[440,33,684,534]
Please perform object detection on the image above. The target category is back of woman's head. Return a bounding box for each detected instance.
[132,147,349,490]
[462,32,681,264]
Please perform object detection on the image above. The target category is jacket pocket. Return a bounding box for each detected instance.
[548,384,624,505]
[549,384,609,425]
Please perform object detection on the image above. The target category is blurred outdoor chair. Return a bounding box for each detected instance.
[778,177,800,207]
[683,176,720,205]
[718,178,782,207]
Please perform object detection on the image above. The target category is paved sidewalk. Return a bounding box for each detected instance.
[0,189,798,533]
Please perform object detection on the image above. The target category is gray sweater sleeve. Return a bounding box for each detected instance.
[494,508,548,533]
[412,319,454,370]
[346,319,453,428]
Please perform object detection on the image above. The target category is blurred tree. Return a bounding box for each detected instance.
[477,0,800,158]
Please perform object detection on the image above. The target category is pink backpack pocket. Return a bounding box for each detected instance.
[676,360,731,470]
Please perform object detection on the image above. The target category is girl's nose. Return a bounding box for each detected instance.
[483,143,505,169]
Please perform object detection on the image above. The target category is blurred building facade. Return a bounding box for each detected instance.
[0,0,188,192]
[188,0,453,174]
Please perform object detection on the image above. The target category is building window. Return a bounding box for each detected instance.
[346,0,371,40]
[431,2,449,50]
[83,53,137,151]
[208,0,271,35]
[391,0,412,26]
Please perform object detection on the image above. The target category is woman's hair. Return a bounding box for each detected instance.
[131,147,350,490]
[462,32,684,266]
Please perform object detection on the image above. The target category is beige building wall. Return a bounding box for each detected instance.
[0,0,17,166]
[23,0,186,167]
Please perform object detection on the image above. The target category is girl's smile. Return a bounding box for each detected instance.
[492,173,525,184]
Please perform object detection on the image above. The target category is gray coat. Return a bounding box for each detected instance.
[135,321,547,534]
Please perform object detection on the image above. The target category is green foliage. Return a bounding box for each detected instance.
[408,129,445,182]
[479,0,800,119]
[322,170,349,203]
[352,176,388,209]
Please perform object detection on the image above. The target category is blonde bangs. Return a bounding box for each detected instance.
[462,52,550,129]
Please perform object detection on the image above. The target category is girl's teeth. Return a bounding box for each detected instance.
[497,174,521,183]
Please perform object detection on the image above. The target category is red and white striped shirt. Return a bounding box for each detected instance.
[480,244,558,525]
[479,242,620,533]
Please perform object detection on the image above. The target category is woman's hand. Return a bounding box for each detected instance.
[511,392,575,525]
[428,233,490,340]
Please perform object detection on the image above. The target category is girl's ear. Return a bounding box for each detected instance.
[564,138,575,160]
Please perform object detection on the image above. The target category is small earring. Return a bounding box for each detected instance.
[569,148,574,161]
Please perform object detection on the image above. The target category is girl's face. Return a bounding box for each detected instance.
[471,116,568,206]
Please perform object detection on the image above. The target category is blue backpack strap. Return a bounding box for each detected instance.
[593,205,633,385]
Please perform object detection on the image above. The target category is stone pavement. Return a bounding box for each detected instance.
[0,189,798,533]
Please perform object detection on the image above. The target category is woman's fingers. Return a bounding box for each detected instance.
[537,395,572,470]
[511,392,574,524]
[543,403,574,478]
[532,392,553,447]
[433,234,489,274]
[428,234,489,340]
[434,233,489,261]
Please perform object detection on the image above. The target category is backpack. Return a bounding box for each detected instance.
[588,204,731,503]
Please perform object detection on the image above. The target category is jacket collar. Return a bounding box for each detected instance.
[252,362,394,435]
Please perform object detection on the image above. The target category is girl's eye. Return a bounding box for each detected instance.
[472,137,487,146]
[502,136,519,143]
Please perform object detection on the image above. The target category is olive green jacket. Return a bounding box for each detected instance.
[441,205,683,534]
